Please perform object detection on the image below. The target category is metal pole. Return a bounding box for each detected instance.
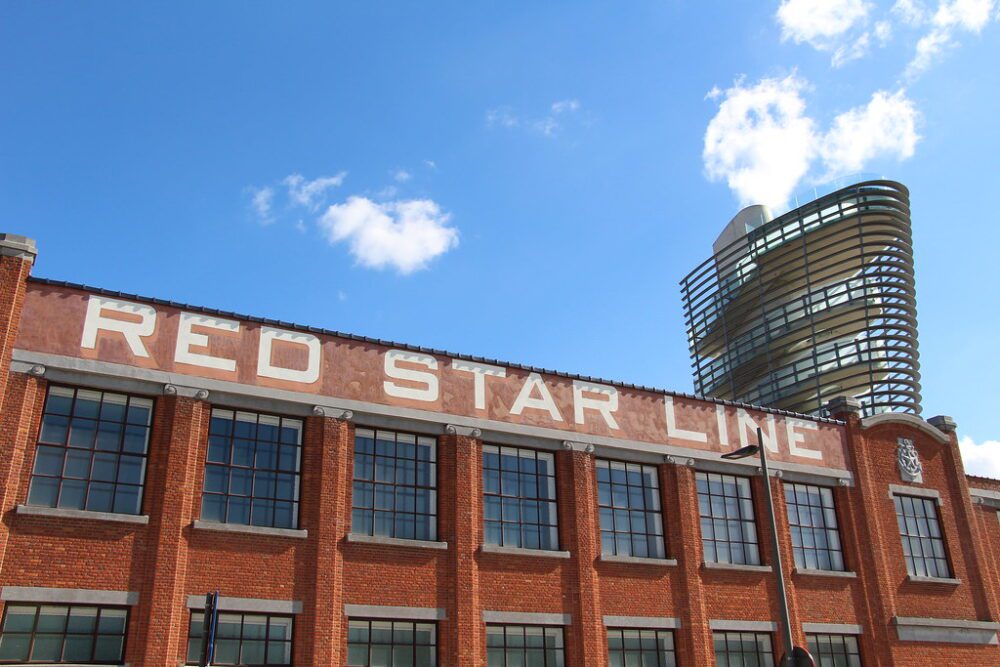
[757,428,795,667]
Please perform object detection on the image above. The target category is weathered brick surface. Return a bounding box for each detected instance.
[0,260,997,665]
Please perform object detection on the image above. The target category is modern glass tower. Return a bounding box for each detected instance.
[680,179,921,417]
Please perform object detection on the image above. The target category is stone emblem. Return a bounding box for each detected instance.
[896,437,923,484]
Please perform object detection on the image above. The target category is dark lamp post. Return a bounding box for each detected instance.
[721,429,816,667]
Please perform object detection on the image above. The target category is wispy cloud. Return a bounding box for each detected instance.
[703,74,919,210]
[249,186,275,225]
[960,435,1000,478]
[392,169,412,183]
[283,172,347,210]
[904,0,997,79]
[318,197,458,274]
[776,0,997,75]
[486,99,584,138]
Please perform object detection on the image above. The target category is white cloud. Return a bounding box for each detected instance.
[893,0,931,26]
[777,0,871,49]
[904,0,997,78]
[393,169,412,183]
[423,159,437,169]
[249,186,275,225]
[820,89,920,174]
[703,75,818,210]
[704,77,920,209]
[318,196,458,274]
[832,32,873,66]
[283,172,347,210]
[960,436,1000,478]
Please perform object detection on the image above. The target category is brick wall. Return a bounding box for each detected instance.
[0,256,998,665]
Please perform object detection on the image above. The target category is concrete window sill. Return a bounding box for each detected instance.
[480,544,571,559]
[906,575,961,585]
[16,504,149,525]
[600,554,678,567]
[192,520,307,539]
[794,568,858,579]
[702,561,773,573]
[346,533,448,550]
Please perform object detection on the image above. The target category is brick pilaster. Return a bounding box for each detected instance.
[441,432,484,666]
[669,463,713,665]
[0,235,36,414]
[559,446,605,667]
[297,413,352,664]
[0,373,46,578]
[131,394,209,666]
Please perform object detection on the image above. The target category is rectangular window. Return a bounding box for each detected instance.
[352,428,437,541]
[806,633,862,667]
[186,611,292,666]
[607,628,676,667]
[597,460,665,558]
[201,409,303,529]
[0,604,128,664]
[27,385,153,515]
[346,619,436,666]
[784,483,845,571]
[712,631,773,666]
[486,625,564,667]
[483,445,559,550]
[893,494,950,578]
[697,472,760,565]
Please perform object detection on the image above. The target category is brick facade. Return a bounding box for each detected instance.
[0,243,998,666]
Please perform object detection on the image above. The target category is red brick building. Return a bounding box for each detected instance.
[0,234,997,666]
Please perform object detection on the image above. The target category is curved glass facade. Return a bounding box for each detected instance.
[680,180,921,417]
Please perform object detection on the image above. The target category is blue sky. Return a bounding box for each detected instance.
[2,1,998,475]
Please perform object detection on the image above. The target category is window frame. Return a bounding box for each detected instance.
[201,408,304,530]
[485,624,565,667]
[185,610,294,666]
[0,603,129,665]
[606,627,676,667]
[784,482,846,572]
[712,630,774,666]
[27,384,154,516]
[482,444,560,551]
[345,618,436,667]
[351,428,439,542]
[892,493,951,578]
[696,472,761,565]
[596,458,666,559]
[806,633,863,667]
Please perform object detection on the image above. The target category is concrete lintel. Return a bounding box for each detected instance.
[346,533,448,551]
[888,485,942,505]
[802,622,863,635]
[345,604,445,621]
[2,586,138,606]
[709,619,777,632]
[186,595,302,615]
[893,616,1000,645]
[16,504,149,525]
[603,615,681,629]
[311,405,353,420]
[825,396,862,417]
[702,561,773,574]
[480,544,570,559]
[0,233,38,263]
[192,520,308,540]
[599,554,678,567]
[163,383,210,400]
[969,488,1000,509]
[483,611,570,626]
[793,568,858,579]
